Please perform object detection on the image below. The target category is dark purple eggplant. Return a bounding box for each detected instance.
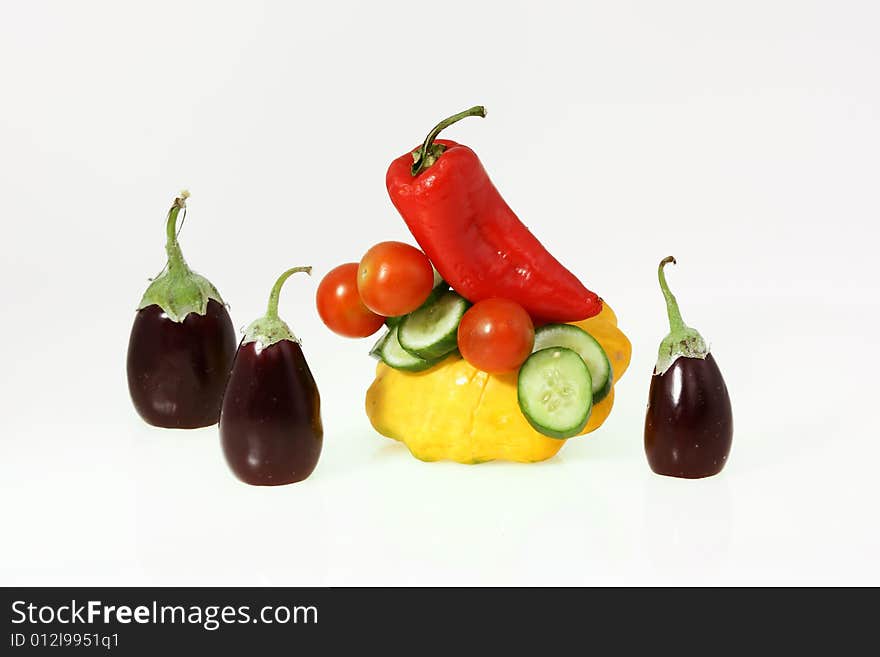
[644,257,733,478]
[127,192,236,428]
[220,267,322,486]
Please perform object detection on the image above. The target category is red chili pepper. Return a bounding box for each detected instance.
[386,106,602,323]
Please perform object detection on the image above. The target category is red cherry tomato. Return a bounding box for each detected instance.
[316,263,386,338]
[357,241,434,317]
[457,299,535,374]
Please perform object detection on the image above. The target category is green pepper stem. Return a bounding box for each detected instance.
[266,266,312,319]
[658,256,686,333]
[165,191,191,273]
[411,105,486,176]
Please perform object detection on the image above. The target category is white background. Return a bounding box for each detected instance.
[1,0,878,586]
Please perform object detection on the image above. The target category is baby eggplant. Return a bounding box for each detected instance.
[644,257,733,478]
[220,267,323,485]
[127,192,236,428]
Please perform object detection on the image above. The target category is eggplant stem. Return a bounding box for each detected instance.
[654,256,709,375]
[266,266,312,319]
[165,191,191,273]
[658,256,686,333]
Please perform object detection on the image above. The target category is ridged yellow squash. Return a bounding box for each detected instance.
[365,303,631,464]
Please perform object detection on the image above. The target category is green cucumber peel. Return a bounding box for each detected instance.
[243,266,312,351]
[655,256,709,375]
[137,191,225,322]
[384,274,447,329]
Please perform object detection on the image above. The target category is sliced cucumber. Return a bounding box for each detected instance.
[533,324,612,403]
[384,278,448,328]
[371,325,437,372]
[398,290,469,360]
[369,330,389,360]
[517,347,593,439]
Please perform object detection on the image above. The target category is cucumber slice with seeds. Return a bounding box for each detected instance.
[398,290,469,360]
[518,347,593,439]
[371,326,438,372]
[533,324,612,403]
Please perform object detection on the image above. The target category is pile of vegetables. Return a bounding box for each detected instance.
[317,107,632,463]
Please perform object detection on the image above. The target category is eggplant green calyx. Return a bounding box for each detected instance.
[137,191,224,322]
[655,256,709,375]
[243,266,312,351]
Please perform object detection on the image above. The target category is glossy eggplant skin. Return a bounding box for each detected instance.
[127,299,236,429]
[644,353,732,478]
[220,340,323,485]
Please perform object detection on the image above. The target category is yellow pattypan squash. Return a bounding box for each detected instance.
[365,303,631,464]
